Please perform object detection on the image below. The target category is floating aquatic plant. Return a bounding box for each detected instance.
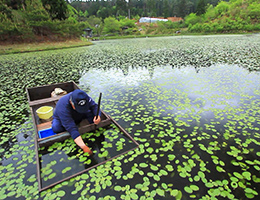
[0,35,260,199]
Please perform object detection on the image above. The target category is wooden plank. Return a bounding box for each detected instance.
[29,96,63,107]
[27,81,78,102]
[29,106,42,191]
[37,121,52,131]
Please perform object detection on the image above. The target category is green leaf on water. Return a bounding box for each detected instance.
[150,165,159,171]
[170,189,179,197]
[139,163,148,168]
[89,196,96,200]
[216,166,225,172]
[234,172,243,179]
[165,165,174,172]
[130,193,138,199]
[190,185,199,191]
[159,169,168,176]
[236,156,243,161]
[62,167,72,174]
[198,171,205,178]
[242,171,251,180]
[245,193,255,199]
[146,147,153,154]
[114,185,122,191]
[156,188,165,197]
[81,174,89,179]
[161,183,168,189]
[84,159,92,165]
[168,154,176,161]
[153,175,160,181]
[95,185,101,193]
[57,190,66,197]
[205,182,214,188]
[252,175,260,183]
[184,186,193,194]
[48,172,56,179]
[245,188,258,195]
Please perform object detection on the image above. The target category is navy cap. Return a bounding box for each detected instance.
[70,89,89,113]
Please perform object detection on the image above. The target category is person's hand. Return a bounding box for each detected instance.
[82,146,93,156]
[93,115,101,125]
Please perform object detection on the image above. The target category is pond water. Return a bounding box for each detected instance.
[0,35,260,200]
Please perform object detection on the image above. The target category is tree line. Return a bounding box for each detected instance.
[0,0,259,43]
[70,0,222,19]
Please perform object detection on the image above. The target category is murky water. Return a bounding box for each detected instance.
[0,35,260,199]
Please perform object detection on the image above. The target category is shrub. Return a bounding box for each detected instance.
[211,22,223,32]
[103,17,120,34]
[215,1,230,16]
[244,24,254,31]
[248,3,260,19]
[119,18,136,29]
[0,13,15,36]
[204,5,217,21]
[185,13,202,26]
[189,23,203,32]
[202,23,212,32]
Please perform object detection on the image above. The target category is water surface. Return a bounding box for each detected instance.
[0,35,260,199]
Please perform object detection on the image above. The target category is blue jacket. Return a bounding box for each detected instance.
[53,92,100,139]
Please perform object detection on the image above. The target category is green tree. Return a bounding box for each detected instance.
[67,4,78,22]
[41,0,68,20]
[162,0,170,18]
[116,0,127,16]
[204,4,217,20]
[178,0,187,18]
[215,1,230,16]
[97,7,111,19]
[103,17,120,34]
[196,0,206,15]
[119,18,136,28]
[0,12,15,40]
[86,16,104,36]
[185,13,201,26]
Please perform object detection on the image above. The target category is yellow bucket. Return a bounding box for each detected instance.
[36,106,53,120]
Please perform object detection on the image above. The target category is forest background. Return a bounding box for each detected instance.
[0,0,260,44]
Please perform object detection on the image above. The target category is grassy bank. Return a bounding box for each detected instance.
[0,39,93,55]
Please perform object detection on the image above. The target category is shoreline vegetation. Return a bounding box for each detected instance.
[1,0,259,55]
[1,31,259,55]
[0,39,92,55]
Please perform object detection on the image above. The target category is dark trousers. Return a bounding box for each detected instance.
[52,115,94,134]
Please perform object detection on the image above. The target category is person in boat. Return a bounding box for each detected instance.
[52,89,101,155]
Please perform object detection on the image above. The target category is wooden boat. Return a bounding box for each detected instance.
[26,81,112,147]
[26,81,139,192]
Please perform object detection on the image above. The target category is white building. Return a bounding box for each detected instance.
[139,17,168,23]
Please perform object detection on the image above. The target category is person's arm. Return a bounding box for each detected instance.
[57,106,92,155]
[74,136,93,155]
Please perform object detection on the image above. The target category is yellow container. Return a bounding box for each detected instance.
[36,106,53,120]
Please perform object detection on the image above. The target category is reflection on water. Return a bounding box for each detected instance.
[79,62,260,199]
[80,64,260,111]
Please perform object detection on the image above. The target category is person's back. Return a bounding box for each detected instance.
[52,89,101,155]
